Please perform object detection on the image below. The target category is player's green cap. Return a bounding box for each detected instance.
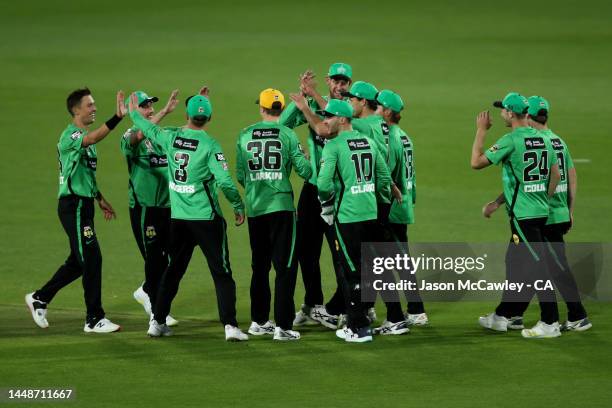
[376,89,404,113]
[527,95,550,116]
[492,92,529,114]
[186,95,212,119]
[343,81,378,101]
[328,62,352,80]
[316,99,353,118]
[125,91,159,108]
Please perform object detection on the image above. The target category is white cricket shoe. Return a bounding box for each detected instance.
[560,317,592,332]
[84,318,121,333]
[293,304,317,326]
[373,320,410,335]
[336,326,373,343]
[134,286,179,326]
[25,293,48,328]
[507,316,525,330]
[147,320,173,337]
[225,325,249,341]
[248,321,275,336]
[405,312,429,326]
[273,327,301,341]
[478,312,508,332]
[133,286,152,315]
[310,305,339,329]
[521,321,562,338]
[165,315,179,327]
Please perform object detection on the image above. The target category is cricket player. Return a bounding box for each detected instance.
[372,90,427,335]
[26,88,125,333]
[236,88,312,341]
[345,82,403,325]
[128,92,248,341]
[483,96,591,332]
[280,63,353,328]
[121,90,179,327]
[471,92,562,339]
[316,99,392,343]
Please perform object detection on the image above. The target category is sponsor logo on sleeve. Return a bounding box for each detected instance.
[488,144,499,152]
[551,138,564,150]
[215,153,226,161]
[400,135,411,148]
[70,130,83,140]
[381,123,390,135]
[149,154,168,168]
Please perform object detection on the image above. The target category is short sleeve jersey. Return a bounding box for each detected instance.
[120,127,170,208]
[235,121,312,217]
[57,123,98,198]
[484,127,557,220]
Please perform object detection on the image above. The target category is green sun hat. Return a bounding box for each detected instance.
[527,95,550,116]
[316,99,353,118]
[492,92,529,114]
[125,90,158,108]
[343,81,378,101]
[186,95,212,118]
[377,89,404,113]
[328,62,352,80]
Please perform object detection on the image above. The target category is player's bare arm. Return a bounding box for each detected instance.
[82,90,126,147]
[96,191,116,221]
[301,71,327,109]
[483,193,505,218]
[289,93,331,137]
[471,111,493,169]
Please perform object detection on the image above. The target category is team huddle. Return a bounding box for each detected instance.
[24,62,590,343]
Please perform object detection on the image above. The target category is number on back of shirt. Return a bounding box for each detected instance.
[174,152,190,182]
[351,152,373,183]
[246,140,282,171]
[523,150,548,182]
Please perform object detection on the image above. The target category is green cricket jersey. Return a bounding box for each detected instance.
[57,123,98,198]
[484,127,557,221]
[120,127,170,208]
[280,96,329,185]
[388,125,416,225]
[540,129,573,225]
[317,130,392,223]
[352,114,390,162]
[130,111,244,221]
[236,121,312,217]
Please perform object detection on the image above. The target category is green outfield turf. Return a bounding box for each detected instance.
[1,0,611,407]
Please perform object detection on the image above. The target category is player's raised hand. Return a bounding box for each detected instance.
[482,200,500,218]
[289,93,308,111]
[163,89,180,114]
[128,92,139,113]
[116,90,127,118]
[199,85,210,97]
[476,111,492,130]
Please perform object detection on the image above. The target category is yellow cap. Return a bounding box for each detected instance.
[257,88,285,109]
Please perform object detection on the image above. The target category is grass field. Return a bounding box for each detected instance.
[1,0,611,407]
